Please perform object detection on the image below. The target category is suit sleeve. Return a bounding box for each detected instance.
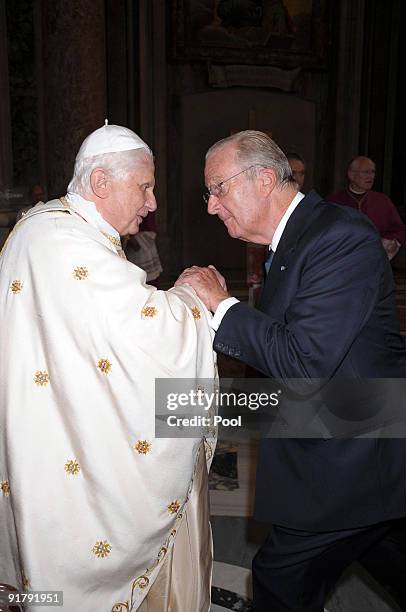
[214,220,386,380]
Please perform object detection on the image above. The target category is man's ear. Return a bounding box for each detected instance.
[259,168,277,195]
[90,168,110,199]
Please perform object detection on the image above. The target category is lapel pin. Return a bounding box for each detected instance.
[280,265,286,271]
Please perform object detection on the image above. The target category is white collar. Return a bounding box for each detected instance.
[65,192,120,241]
[270,191,305,252]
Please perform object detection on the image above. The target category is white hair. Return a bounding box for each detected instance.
[67,148,153,196]
[206,130,295,188]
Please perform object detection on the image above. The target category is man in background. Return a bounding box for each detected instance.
[286,151,305,191]
[15,183,46,222]
[328,155,405,259]
[123,211,163,286]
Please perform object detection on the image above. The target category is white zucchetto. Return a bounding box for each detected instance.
[75,121,150,161]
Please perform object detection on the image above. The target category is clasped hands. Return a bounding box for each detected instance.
[175,265,230,313]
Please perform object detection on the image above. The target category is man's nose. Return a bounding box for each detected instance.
[146,192,157,212]
[207,194,220,215]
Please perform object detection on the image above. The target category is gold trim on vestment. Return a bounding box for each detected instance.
[1,480,10,497]
[191,306,201,320]
[110,445,208,612]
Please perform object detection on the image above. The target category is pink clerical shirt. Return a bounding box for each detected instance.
[327,189,406,246]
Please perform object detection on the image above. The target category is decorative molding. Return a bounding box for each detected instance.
[208,64,301,92]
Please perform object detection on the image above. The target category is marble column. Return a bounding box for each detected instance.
[138,0,170,274]
[41,0,107,198]
[332,0,365,191]
[138,0,168,231]
[0,0,13,193]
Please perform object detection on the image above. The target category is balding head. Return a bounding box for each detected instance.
[206,130,295,190]
[347,156,376,193]
[204,131,298,244]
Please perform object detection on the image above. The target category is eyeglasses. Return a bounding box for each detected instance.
[203,164,263,204]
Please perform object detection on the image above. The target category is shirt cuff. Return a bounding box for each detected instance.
[211,297,239,331]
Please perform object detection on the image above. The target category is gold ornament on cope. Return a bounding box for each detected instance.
[73,266,89,280]
[34,370,50,386]
[141,306,157,318]
[133,440,152,455]
[92,540,112,558]
[1,480,10,497]
[22,574,30,590]
[167,500,180,515]
[10,280,23,293]
[64,459,81,476]
[97,358,112,375]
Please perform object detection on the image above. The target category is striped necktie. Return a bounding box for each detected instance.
[264,248,274,276]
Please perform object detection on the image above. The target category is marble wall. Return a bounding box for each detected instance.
[4,0,39,189]
[41,0,107,198]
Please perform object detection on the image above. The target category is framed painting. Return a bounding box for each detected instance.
[172,0,330,68]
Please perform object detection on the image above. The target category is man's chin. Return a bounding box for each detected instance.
[224,219,239,239]
[224,224,250,242]
[226,226,245,241]
[127,220,140,235]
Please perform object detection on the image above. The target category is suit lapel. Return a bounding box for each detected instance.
[258,190,324,309]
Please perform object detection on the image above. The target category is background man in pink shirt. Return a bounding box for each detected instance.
[328,156,405,259]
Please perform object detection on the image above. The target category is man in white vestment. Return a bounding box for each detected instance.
[0,124,217,611]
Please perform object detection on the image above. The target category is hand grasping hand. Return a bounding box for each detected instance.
[175,265,230,313]
[207,265,228,291]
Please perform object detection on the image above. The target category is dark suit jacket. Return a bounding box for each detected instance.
[214,190,406,531]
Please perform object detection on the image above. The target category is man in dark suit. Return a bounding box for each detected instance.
[177,130,406,611]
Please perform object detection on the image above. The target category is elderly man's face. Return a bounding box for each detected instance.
[30,184,45,204]
[205,144,267,243]
[288,159,305,190]
[109,154,157,235]
[348,157,376,193]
